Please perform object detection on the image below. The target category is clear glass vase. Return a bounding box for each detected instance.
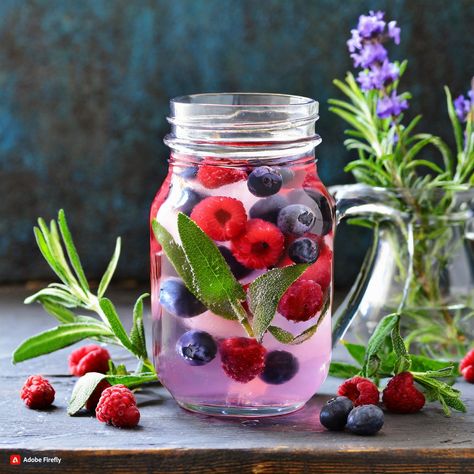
[331,184,474,359]
[150,93,335,417]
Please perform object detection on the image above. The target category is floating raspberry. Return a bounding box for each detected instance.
[278,279,324,322]
[302,242,332,291]
[338,376,380,406]
[68,344,111,376]
[96,384,140,428]
[220,337,266,383]
[190,196,247,241]
[382,372,426,413]
[85,379,112,412]
[197,161,247,189]
[20,375,55,409]
[460,349,474,383]
[231,218,284,269]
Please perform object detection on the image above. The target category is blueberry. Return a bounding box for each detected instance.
[218,246,252,279]
[277,204,316,236]
[304,188,333,235]
[174,188,205,216]
[346,405,384,435]
[178,165,198,179]
[249,195,288,224]
[319,396,354,431]
[159,278,206,317]
[176,330,217,366]
[260,350,299,385]
[288,237,319,264]
[248,166,282,197]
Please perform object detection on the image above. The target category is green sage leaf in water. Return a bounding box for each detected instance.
[12,323,112,363]
[249,264,309,342]
[68,372,106,415]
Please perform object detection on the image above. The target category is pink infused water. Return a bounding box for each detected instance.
[150,151,334,416]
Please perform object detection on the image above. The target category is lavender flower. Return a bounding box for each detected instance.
[376,91,409,119]
[358,61,400,91]
[388,21,401,44]
[454,90,473,122]
[351,43,387,69]
[357,11,386,38]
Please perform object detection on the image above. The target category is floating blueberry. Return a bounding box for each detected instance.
[159,279,206,317]
[174,188,205,216]
[218,246,252,279]
[260,350,299,385]
[319,396,354,431]
[346,405,384,435]
[304,188,333,235]
[178,165,199,179]
[288,237,319,264]
[277,204,316,236]
[249,195,288,224]
[247,166,282,197]
[176,330,217,366]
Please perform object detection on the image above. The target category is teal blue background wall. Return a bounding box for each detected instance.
[1,0,473,286]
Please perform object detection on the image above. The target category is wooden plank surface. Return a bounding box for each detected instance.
[1,286,473,473]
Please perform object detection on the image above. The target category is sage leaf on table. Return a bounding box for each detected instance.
[248,264,308,342]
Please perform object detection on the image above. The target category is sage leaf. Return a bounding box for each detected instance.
[341,341,366,366]
[98,237,121,298]
[391,315,411,374]
[329,362,361,378]
[99,298,134,352]
[12,323,112,363]
[58,209,90,293]
[106,372,158,388]
[68,372,106,415]
[177,213,246,318]
[249,264,308,341]
[130,293,149,357]
[42,300,76,324]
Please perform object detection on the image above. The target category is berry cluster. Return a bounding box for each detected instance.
[460,349,474,383]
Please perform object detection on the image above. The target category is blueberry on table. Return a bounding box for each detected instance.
[249,195,288,224]
[346,405,384,435]
[174,188,205,216]
[218,246,252,279]
[288,237,320,264]
[247,166,283,197]
[176,330,217,366]
[319,396,354,431]
[260,350,299,385]
[159,278,206,317]
[304,188,333,235]
[277,204,316,236]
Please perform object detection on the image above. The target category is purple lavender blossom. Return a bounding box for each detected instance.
[357,60,399,91]
[357,11,386,38]
[454,91,473,122]
[351,43,388,68]
[387,21,401,44]
[376,91,409,118]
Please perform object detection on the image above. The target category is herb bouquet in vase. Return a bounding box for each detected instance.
[330,11,474,359]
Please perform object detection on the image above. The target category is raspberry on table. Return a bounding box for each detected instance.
[190,196,247,241]
[20,375,55,409]
[382,372,425,413]
[460,349,474,383]
[278,279,324,322]
[96,384,140,428]
[219,337,266,383]
[231,218,285,269]
[85,379,112,412]
[197,161,247,189]
[68,344,111,376]
[338,376,380,406]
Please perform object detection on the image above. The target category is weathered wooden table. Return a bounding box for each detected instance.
[1,286,473,473]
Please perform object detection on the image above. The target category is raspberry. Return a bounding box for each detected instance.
[220,337,266,383]
[20,375,55,409]
[68,344,111,376]
[460,349,474,383]
[382,372,425,413]
[338,376,380,406]
[96,384,140,428]
[231,218,284,269]
[197,161,247,189]
[85,379,112,412]
[278,279,324,322]
[302,243,332,291]
[190,196,247,241]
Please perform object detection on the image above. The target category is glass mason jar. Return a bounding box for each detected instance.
[331,184,474,359]
[150,93,334,416]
